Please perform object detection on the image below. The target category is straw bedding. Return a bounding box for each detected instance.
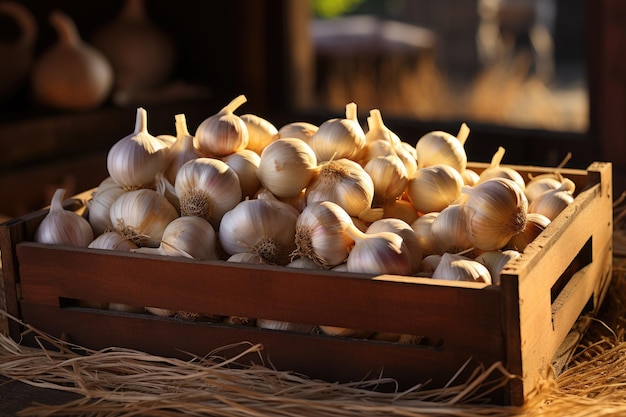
[0,196,625,416]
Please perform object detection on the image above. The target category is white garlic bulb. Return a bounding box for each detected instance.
[461,168,480,186]
[505,212,550,252]
[528,178,575,221]
[241,113,278,155]
[366,218,422,274]
[35,188,94,247]
[410,212,438,256]
[257,137,318,198]
[429,204,474,256]
[406,165,464,214]
[159,216,218,260]
[476,147,525,191]
[419,254,442,275]
[219,195,299,265]
[475,250,520,285]
[196,95,249,157]
[306,158,378,221]
[345,223,412,276]
[292,201,355,268]
[223,149,261,199]
[109,187,178,247]
[174,157,241,229]
[277,121,318,143]
[462,177,528,251]
[364,154,408,207]
[227,252,266,264]
[164,113,203,184]
[309,102,366,162]
[88,231,137,251]
[287,257,326,270]
[414,123,469,172]
[432,252,492,284]
[106,107,169,190]
[525,175,562,203]
[88,177,125,236]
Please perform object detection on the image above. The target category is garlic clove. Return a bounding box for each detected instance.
[196,95,249,157]
[462,177,528,251]
[35,188,94,247]
[432,252,492,284]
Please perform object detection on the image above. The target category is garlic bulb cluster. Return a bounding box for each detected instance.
[107,107,170,190]
[196,95,249,157]
[309,102,366,162]
[35,188,94,247]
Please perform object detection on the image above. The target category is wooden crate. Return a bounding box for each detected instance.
[0,161,613,406]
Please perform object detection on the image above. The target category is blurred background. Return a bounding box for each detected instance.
[0,0,622,219]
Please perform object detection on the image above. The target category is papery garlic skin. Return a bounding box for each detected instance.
[109,188,178,247]
[432,252,492,284]
[88,231,137,251]
[159,216,218,260]
[429,204,475,256]
[292,201,355,268]
[196,95,249,157]
[407,165,464,214]
[241,113,278,155]
[257,137,318,198]
[364,155,408,206]
[345,224,412,276]
[35,188,94,247]
[306,158,376,220]
[462,178,528,251]
[107,107,169,190]
[411,212,438,256]
[219,196,299,265]
[174,157,242,229]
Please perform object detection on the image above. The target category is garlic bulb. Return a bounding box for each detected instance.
[196,95,249,157]
[35,188,94,247]
[345,223,412,275]
[292,201,355,268]
[107,107,170,190]
[159,216,218,260]
[364,109,401,146]
[410,212,438,256]
[476,147,525,191]
[241,113,278,155]
[528,179,575,221]
[429,204,474,256]
[219,195,299,265]
[366,218,422,274]
[474,250,520,285]
[505,212,551,252]
[306,158,378,221]
[31,10,113,110]
[406,165,464,214]
[318,325,374,339]
[461,169,480,186]
[382,199,419,225]
[525,176,562,203]
[88,231,137,251]
[287,257,326,270]
[256,319,316,333]
[278,121,318,143]
[364,154,408,207]
[164,114,202,184]
[227,252,266,264]
[462,178,528,251]
[223,149,261,199]
[414,123,469,172]
[109,187,178,247]
[432,252,492,284]
[420,254,442,275]
[88,177,125,236]
[174,157,241,229]
[309,102,366,162]
[257,137,318,198]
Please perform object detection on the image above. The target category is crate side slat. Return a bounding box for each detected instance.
[18,301,507,398]
[16,243,504,356]
[0,218,27,338]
